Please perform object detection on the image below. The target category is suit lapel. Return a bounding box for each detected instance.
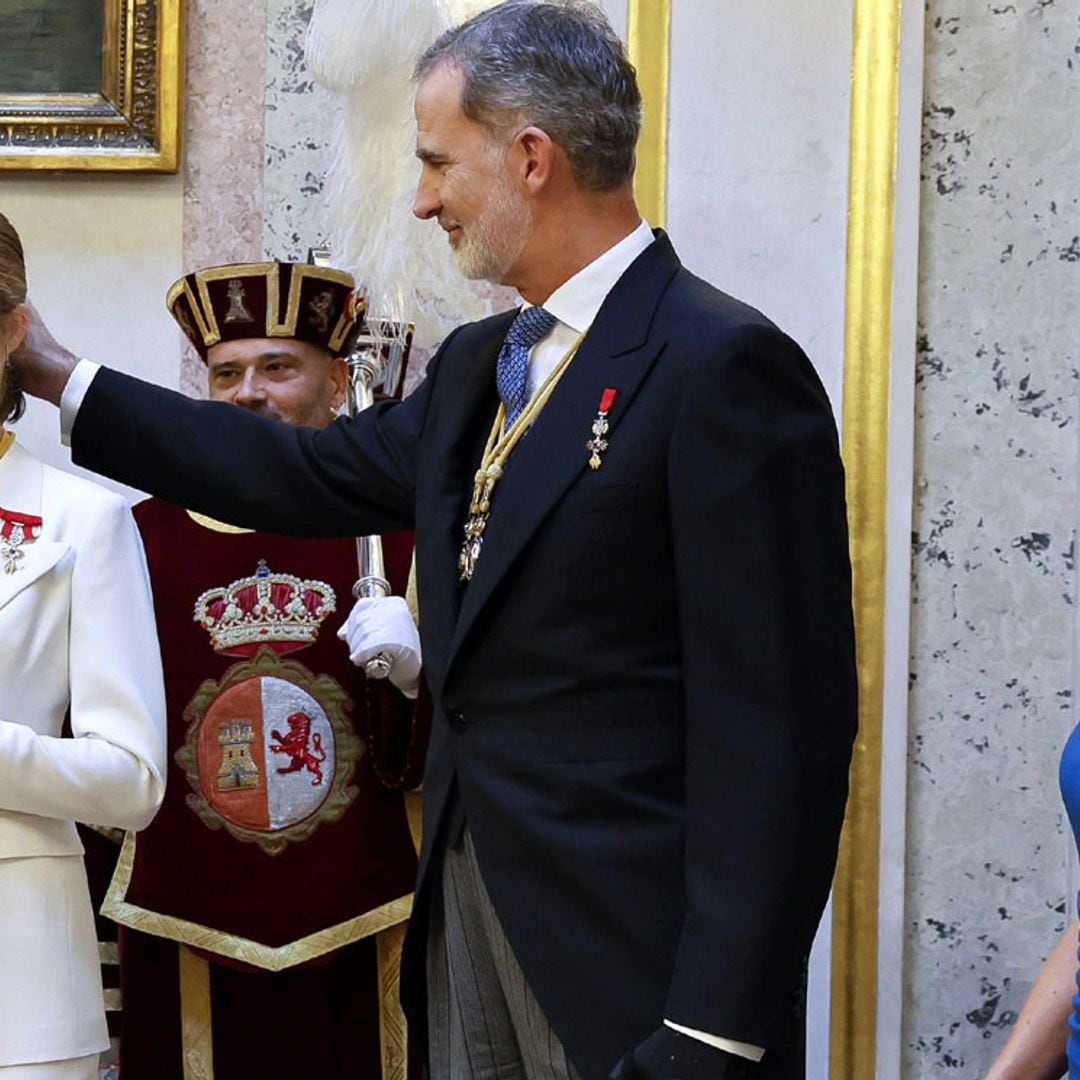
[0,541,70,610]
[445,234,681,672]
[0,442,67,610]
[416,311,515,691]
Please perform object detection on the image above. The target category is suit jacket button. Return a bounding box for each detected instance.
[447,709,468,732]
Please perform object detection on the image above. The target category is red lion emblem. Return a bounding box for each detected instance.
[270,711,326,786]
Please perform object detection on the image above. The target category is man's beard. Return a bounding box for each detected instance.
[452,172,531,284]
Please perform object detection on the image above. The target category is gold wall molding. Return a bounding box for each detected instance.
[0,0,182,171]
[627,3,899,1072]
[830,0,903,1076]
[627,0,670,228]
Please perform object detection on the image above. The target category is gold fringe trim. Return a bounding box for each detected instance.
[179,945,215,1080]
[185,509,254,535]
[87,823,125,845]
[377,923,409,1080]
[405,790,423,856]
[104,831,413,972]
[405,552,419,624]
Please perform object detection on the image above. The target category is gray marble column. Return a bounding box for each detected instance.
[903,1,1080,1075]
[181,0,266,396]
[263,0,334,262]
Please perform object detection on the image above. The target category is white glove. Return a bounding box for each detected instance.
[337,595,422,699]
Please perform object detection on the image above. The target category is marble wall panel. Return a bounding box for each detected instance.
[181,0,266,396]
[261,0,518,391]
[904,0,1080,1075]
[263,0,334,263]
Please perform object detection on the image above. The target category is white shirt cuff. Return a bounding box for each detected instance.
[663,1019,766,1062]
[59,359,101,446]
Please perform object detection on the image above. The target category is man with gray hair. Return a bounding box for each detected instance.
[12,3,857,1078]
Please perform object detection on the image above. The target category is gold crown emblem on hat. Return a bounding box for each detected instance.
[193,561,337,657]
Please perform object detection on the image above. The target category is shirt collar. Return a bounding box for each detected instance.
[531,219,655,334]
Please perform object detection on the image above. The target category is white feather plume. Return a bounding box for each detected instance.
[306,0,494,348]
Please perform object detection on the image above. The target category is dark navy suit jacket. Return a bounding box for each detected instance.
[72,233,857,1080]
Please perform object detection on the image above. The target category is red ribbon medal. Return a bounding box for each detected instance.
[0,506,43,575]
[586,388,618,470]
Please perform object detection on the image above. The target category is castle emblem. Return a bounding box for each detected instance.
[180,563,359,855]
[217,719,260,790]
[307,289,335,333]
[223,279,254,323]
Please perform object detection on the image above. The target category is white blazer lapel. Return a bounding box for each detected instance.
[0,540,70,610]
[0,440,64,610]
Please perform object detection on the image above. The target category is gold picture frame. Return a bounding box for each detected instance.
[0,0,183,172]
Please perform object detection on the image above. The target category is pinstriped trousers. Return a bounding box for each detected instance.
[427,829,583,1080]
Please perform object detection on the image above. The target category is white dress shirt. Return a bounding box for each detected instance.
[58,222,765,1063]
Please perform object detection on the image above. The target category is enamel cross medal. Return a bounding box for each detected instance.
[587,388,618,469]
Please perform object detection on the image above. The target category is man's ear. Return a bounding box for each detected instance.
[509,126,557,196]
[328,355,349,411]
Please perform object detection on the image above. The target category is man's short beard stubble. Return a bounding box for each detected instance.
[452,165,532,285]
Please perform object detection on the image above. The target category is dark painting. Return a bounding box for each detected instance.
[0,0,105,95]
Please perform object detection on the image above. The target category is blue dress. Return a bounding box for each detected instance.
[1058,723,1080,1077]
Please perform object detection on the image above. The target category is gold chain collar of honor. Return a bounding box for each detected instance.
[0,430,14,462]
[458,326,590,582]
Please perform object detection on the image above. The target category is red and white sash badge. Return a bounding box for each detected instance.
[0,507,42,575]
[180,563,361,855]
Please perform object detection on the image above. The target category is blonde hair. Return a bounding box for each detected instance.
[0,212,27,423]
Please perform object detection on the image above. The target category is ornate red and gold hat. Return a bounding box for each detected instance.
[166,261,364,361]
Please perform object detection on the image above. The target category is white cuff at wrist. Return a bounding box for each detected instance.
[663,1019,765,1062]
[59,359,100,446]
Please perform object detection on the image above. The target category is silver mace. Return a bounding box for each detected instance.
[344,331,406,679]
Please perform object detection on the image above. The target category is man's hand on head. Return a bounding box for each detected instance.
[9,301,79,406]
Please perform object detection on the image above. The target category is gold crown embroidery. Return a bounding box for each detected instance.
[194,561,336,656]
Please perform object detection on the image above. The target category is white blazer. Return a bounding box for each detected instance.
[0,440,166,1066]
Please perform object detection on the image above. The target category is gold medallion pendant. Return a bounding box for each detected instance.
[458,328,590,582]
[458,463,503,582]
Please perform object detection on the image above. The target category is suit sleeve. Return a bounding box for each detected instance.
[662,323,858,1048]
[69,333,457,537]
[0,496,167,830]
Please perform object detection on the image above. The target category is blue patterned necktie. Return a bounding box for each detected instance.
[496,305,558,430]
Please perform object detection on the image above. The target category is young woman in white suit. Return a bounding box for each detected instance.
[0,213,166,1079]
